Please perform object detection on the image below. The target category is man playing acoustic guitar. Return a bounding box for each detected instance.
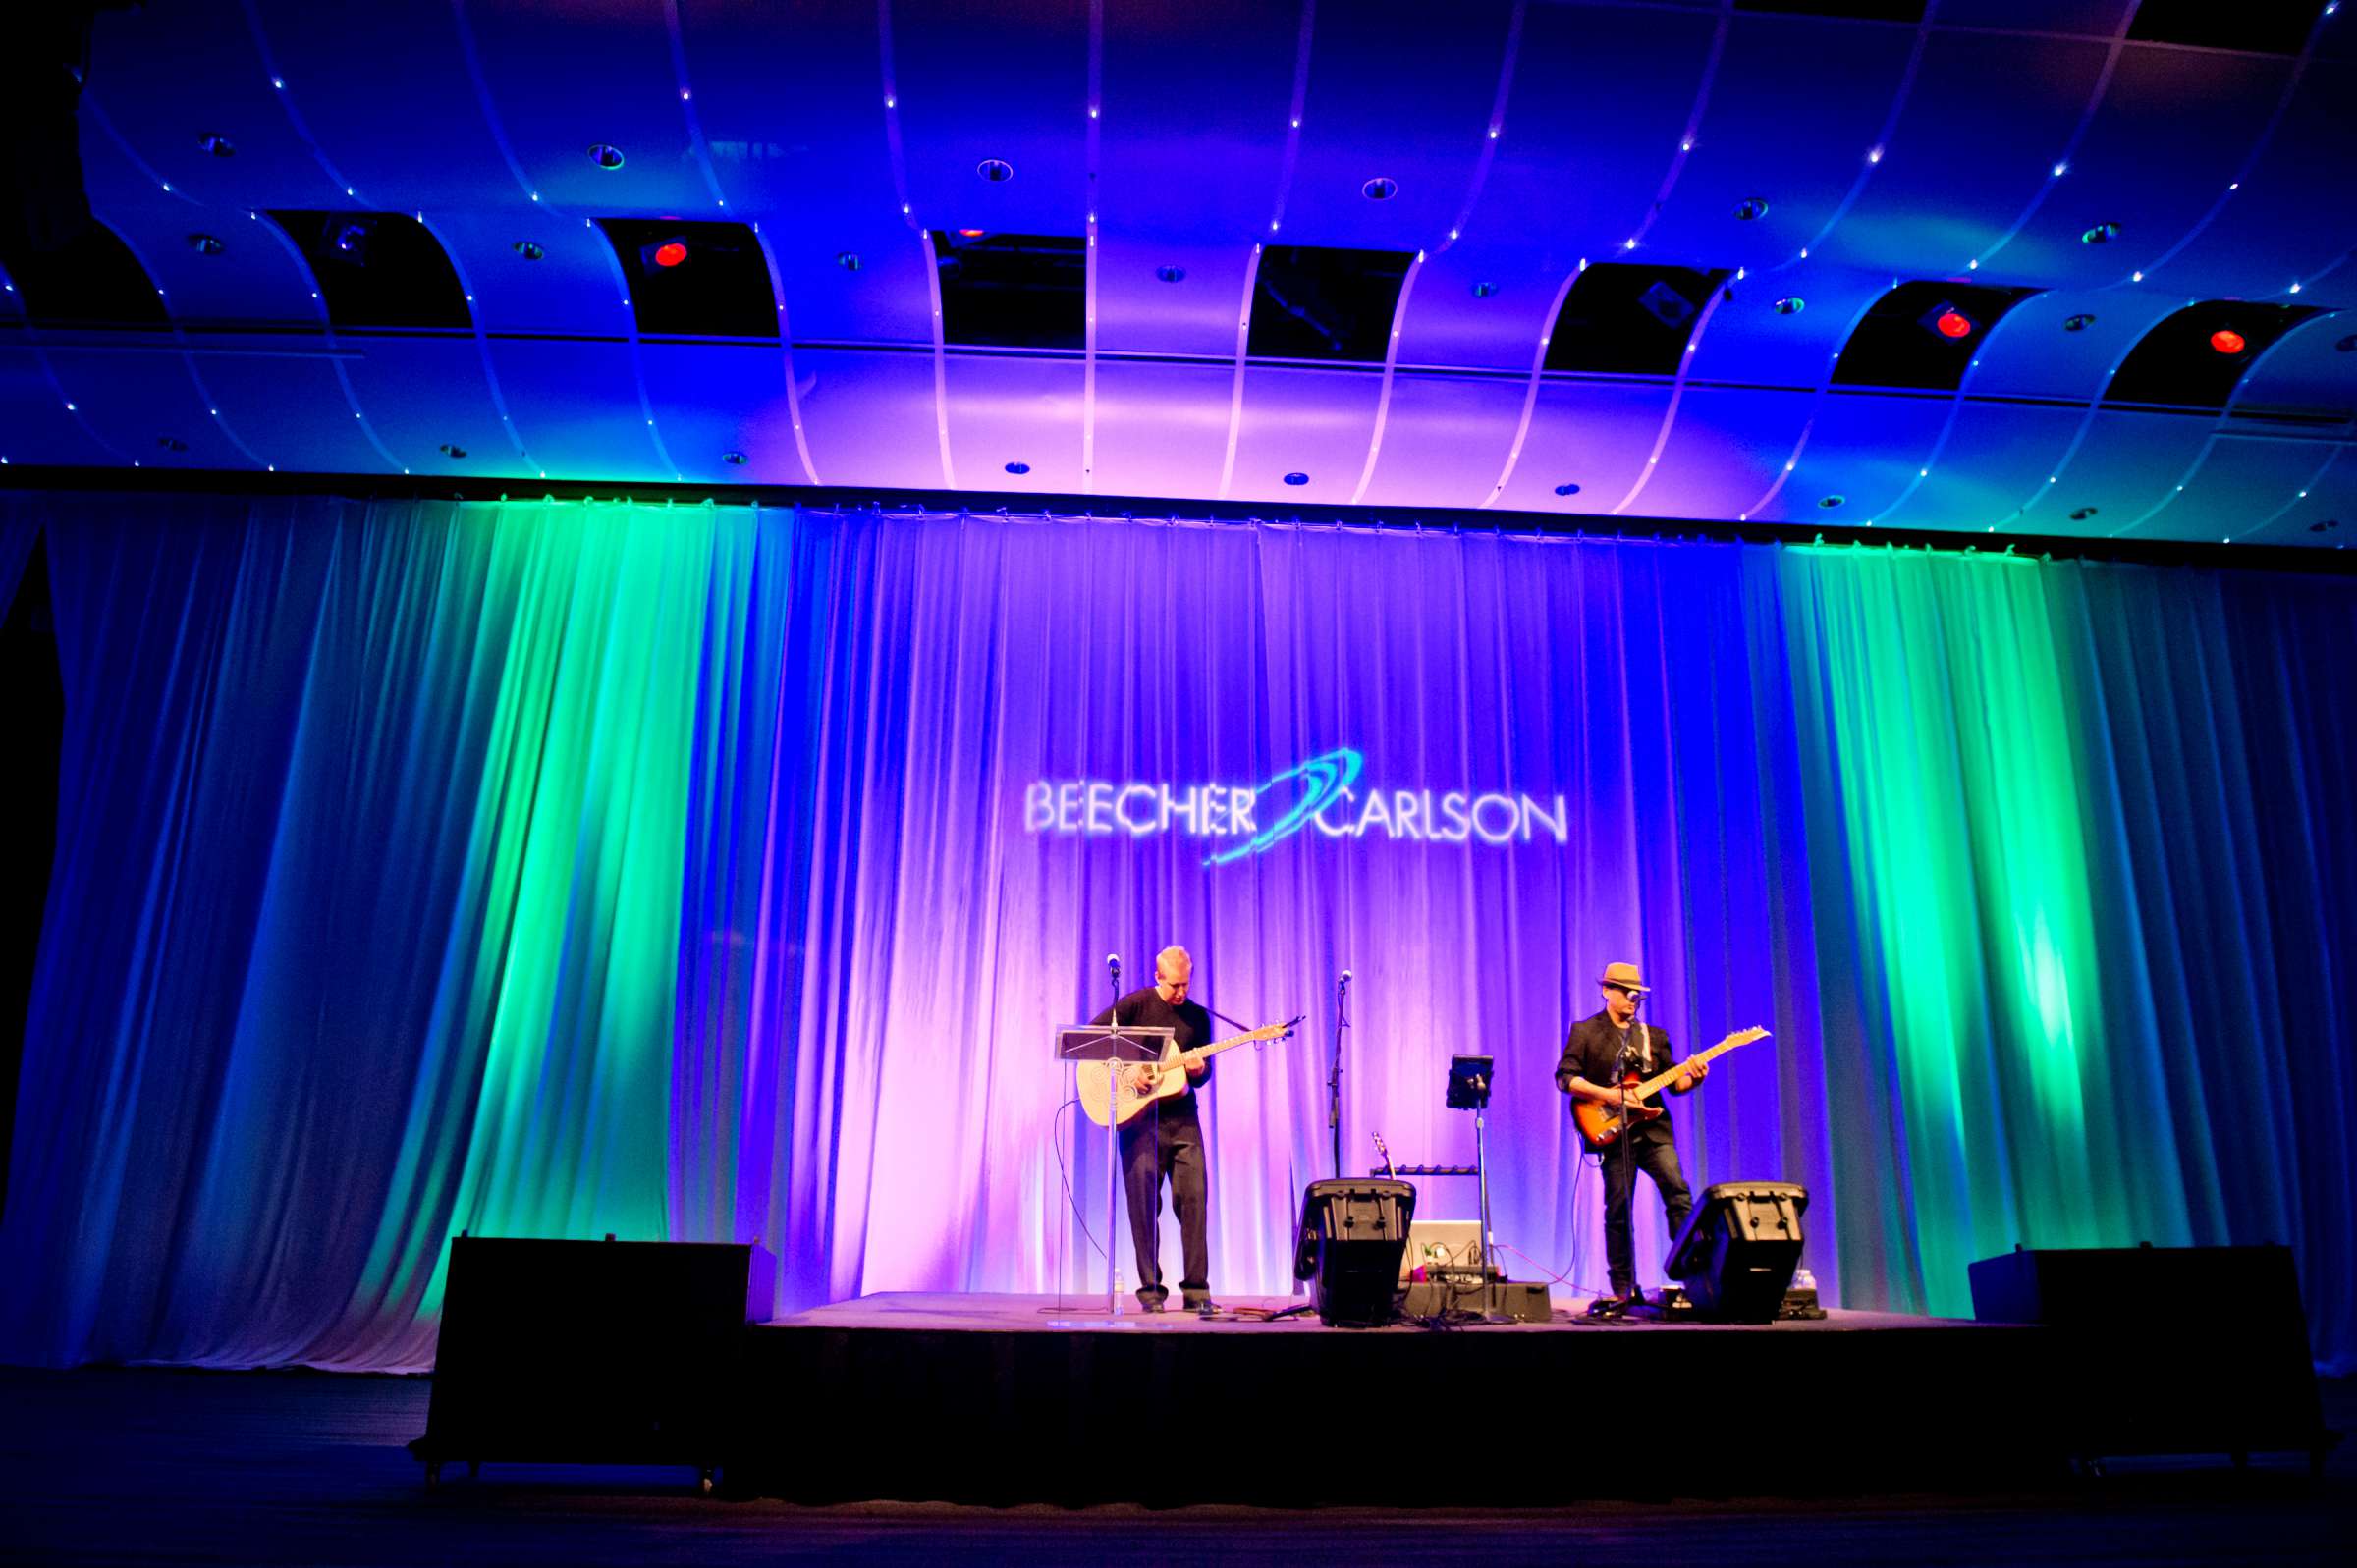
[1092,946,1214,1312]
[1556,960,1708,1308]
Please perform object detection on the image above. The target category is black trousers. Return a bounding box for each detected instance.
[1599,1119,1692,1296]
[1120,1102,1209,1306]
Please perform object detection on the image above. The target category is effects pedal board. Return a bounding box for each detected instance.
[1401,1278,1551,1321]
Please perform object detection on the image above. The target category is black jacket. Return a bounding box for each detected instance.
[1555,1010,1682,1128]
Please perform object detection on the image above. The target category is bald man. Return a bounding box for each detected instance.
[1091,946,1215,1311]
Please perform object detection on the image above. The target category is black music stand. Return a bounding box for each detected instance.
[1056,1023,1174,1316]
[1445,1054,1504,1319]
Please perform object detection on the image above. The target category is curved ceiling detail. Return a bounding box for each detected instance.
[0,0,2350,546]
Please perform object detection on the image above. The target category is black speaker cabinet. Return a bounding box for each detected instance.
[1294,1179,1416,1326]
[1665,1181,1807,1323]
[411,1237,753,1486]
[1969,1244,2327,1463]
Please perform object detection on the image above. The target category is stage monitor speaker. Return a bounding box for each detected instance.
[411,1236,754,1486]
[1294,1178,1415,1327]
[1968,1244,2326,1462]
[1665,1181,1807,1324]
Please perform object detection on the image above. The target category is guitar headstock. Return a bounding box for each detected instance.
[1721,1025,1771,1049]
[1262,1013,1305,1041]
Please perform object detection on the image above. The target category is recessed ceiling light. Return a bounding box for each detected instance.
[156,435,188,452]
[187,233,223,255]
[198,132,236,157]
[1157,265,1185,283]
[1734,197,1769,221]
[1283,471,1309,486]
[2311,518,2340,532]
[1005,461,1030,475]
[2336,334,2357,352]
[1361,177,1398,200]
[2063,313,2096,332]
[2080,221,2120,245]
[1818,494,1845,508]
[2210,328,2247,355]
[1471,281,1499,298]
[724,451,747,465]
[588,143,626,170]
[2069,506,2099,520]
[1773,297,1805,315]
[439,443,467,459]
[1554,482,1581,496]
[977,158,1014,183]
[836,251,861,272]
[513,240,544,260]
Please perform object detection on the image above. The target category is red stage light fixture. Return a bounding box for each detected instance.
[2209,328,2247,354]
[653,241,688,268]
[1935,309,1974,339]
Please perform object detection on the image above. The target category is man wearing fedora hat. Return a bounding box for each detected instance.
[1556,960,1708,1306]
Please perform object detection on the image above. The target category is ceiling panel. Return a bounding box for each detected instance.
[461,0,704,213]
[0,349,132,468]
[2241,443,2353,546]
[40,347,246,472]
[1640,13,1917,273]
[1817,29,2109,280]
[1094,240,1255,359]
[895,0,1091,237]
[337,336,514,477]
[2151,56,2357,297]
[1878,403,2086,530]
[1986,44,2292,287]
[640,343,813,488]
[1274,0,1515,251]
[1356,374,1525,510]
[1496,382,1677,515]
[1640,387,1816,521]
[2121,433,2343,544]
[249,1,520,208]
[1098,1,1297,241]
[82,6,340,210]
[1090,359,1235,501]
[1965,287,2179,403]
[1763,392,1953,524]
[945,356,1084,496]
[1457,2,1719,255]
[485,338,666,483]
[791,348,946,491]
[1230,366,1384,506]
[178,351,390,475]
[2015,408,2217,533]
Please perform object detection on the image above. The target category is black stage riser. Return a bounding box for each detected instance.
[730,1321,2064,1505]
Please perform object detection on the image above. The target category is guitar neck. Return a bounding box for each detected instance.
[1179,1031,1270,1066]
[1629,1029,1766,1098]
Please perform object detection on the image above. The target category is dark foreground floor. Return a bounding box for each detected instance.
[0,1365,2348,1567]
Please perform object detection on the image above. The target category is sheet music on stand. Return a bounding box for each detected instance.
[1053,1023,1174,1318]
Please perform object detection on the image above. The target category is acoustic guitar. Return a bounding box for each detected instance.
[1077,1016,1303,1127]
[1571,1026,1769,1152]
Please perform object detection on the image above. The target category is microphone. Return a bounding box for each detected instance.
[1106,952,1121,979]
[1339,968,1353,993]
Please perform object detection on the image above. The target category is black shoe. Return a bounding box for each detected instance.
[1183,1293,1214,1315]
[1135,1295,1167,1313]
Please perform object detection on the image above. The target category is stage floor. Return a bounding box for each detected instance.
[763,1289,1972,1334]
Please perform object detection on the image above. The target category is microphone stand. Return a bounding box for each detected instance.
[1328,971,1351,1179]
[1104,958,1126,1317]
[1617,994,1642,1312]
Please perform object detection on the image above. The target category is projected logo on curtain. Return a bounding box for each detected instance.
[1022,746,1569,865]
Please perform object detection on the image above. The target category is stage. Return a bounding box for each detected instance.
[732,1291,2064,1505]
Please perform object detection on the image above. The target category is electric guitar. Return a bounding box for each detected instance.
[1077,1015,1304,1127]
[1571,1026,1769,1152]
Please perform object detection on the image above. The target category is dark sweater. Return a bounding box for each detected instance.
[1092,985,1215,1106]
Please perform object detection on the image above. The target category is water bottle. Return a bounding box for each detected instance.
[1114,1265,1125,1311]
